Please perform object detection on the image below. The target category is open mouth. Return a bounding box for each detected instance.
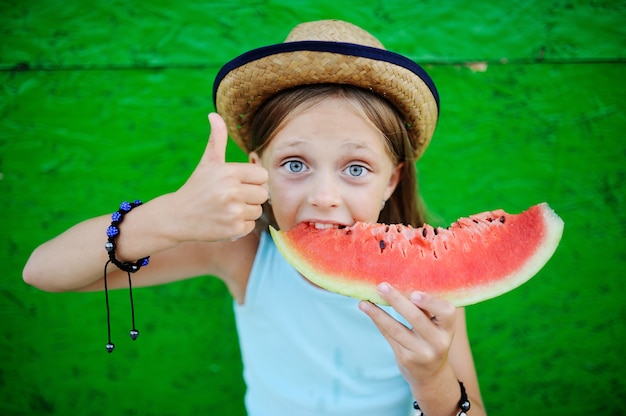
[309,222,348,230]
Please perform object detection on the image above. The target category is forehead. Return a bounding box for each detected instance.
[267,98,389,154]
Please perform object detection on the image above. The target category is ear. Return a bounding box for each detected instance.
[249,151,261,165]
[383,162,404,202]
[249,152,271,196]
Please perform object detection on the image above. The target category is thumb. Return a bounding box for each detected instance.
[202,112,228,164]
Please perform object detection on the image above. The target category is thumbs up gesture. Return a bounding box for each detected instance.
[170,113,268,243]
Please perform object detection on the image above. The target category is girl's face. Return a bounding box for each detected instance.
[250,97,403,231]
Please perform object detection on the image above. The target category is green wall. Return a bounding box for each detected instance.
[2,1,624,414]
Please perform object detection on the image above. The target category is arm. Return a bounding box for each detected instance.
[359,284,486,416]
[23,113,268,293]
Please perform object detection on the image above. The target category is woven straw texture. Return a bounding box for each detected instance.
[215,20,438,159]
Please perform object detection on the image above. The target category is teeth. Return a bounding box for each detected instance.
[312,223,337,229]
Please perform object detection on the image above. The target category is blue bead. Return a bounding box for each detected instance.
[106,226,119,238]
[141,257,150,267]
[120,201,132,212]
[111,211,121,222]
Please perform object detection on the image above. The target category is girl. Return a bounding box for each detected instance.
[24,20,485,416]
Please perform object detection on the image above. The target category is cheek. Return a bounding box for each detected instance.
[267,174,289,203]
[345,191,385,223]
[266,178,301,227]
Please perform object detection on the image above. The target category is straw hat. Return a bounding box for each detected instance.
[213,19,439,159]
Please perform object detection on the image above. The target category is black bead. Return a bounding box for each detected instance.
[106,343,115,353]
[129,329,139,340]
[105,241,114,252]
[460,400,470,412]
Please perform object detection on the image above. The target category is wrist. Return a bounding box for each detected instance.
[145,193,186,246]
[153,192,213,245]
[410,365,464,416]
[101,196,179,264]
[413,381,470,416]
[105,201,150,272]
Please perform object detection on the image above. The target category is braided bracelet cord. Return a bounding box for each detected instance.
[103,200,150,353]
[413,380,470,416]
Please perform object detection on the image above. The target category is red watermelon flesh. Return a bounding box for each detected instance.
[269,203,564,306]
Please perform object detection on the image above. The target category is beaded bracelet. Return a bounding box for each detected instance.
[413,380,470,416]
[103,200,150,353]
[105,200,150,272]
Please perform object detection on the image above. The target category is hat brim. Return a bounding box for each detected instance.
[214,40,439,159]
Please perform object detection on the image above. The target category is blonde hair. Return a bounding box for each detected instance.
[247,84,427,228]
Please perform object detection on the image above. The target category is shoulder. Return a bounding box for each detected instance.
[198,230,262,303]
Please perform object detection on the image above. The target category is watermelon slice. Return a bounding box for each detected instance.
[269,203,564,306]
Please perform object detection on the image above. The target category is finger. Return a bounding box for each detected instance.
[228,220,258,242]
[240,183,269,205]
[223,204,263,224]
[359,299,416,351]
[409,291,457,332]
[229,163,269,186]
[202,112,228,164]
[377,283,431,326]
[243,203,264,221]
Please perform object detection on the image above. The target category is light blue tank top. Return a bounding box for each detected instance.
[234,231,413,416]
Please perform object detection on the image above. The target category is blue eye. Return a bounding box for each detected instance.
[346,165,366,177]
[285,160,305,173]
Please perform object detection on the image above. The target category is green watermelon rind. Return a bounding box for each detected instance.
[270,203,564,307]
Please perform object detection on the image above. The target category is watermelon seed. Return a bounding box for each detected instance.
[472,219,479,224]
[379,240,386,252]
[422,228,427,238]
[500,216,506,223]
[433,228,439,236]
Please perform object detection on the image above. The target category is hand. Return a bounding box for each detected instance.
[169,113,268,242]
[359,283,458,384]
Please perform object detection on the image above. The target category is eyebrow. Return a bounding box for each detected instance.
[340,140,382,158]
[272,139,308,153]
[272,137,381,156]
[341,141,370,150]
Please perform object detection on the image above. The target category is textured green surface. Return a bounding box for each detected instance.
[2,1,625,415]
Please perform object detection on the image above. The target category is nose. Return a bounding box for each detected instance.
[307,172,341,209]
